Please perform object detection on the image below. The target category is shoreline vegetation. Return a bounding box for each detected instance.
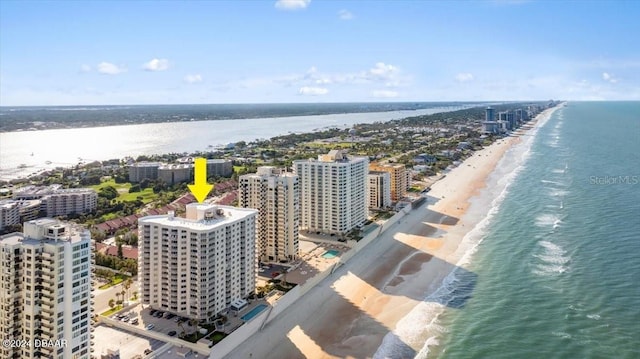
[0,101,479,133]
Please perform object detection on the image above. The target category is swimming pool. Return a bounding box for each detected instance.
[322,249,340,259]
[240,304,268,321]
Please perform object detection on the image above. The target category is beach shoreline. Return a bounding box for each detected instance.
[225,105,562,359]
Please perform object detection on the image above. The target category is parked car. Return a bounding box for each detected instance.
[166,313,175,319]
[168,331,176,337]
[149,309,157,315]
[144,349,152,355]
[145,324,155,330]
[130,318,139,325]
[121,316,130,322]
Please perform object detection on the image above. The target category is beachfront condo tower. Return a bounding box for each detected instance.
[138,204,257,321]
[239,166,299,263]
[485,107,496,122]
[367,171,392,212]
[0,218,94,359]
[369,163,408,202]
[294,150,368,236]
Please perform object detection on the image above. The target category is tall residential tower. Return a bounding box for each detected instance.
[239,167,299,262]
[138,204,257,321]
[294,150,368,235]
[0,219,93,359]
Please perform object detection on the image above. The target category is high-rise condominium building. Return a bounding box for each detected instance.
[294,150,368,235]
[138,204,257,321]
[367,171,392,212]
[0,218,93,359]
[239,166,299,262]
[485,107,496,122]
[369,163,408,201]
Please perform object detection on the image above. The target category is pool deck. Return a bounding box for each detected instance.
[283,237,350,286]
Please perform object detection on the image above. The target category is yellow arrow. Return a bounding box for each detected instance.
[188,158,214,203]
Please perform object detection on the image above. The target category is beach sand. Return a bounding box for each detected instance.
[226,107,560,359]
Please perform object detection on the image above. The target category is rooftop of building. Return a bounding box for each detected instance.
[138,203,257,230]
[295,149,367,164]
[158,163,192,170]
[242,166,297,178]
[1,218,89,245]
[130,161,162,167]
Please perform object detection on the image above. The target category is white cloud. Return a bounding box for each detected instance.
[298,86,328,95]
[602,72,618,83]
[97,62,126,75]
[80,64,91,72]
[368,62,398,80]
[455,73,474,82]
[372,90,398,98]
[144,58,170,72]
[275,0,310,10]
[338,9,353,20]
[184,74,203,84]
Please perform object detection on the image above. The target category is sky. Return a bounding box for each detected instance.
[1,0,639,106]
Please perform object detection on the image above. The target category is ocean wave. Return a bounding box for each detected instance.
[533,264,568,276]
[552,331,573,339]
[532,240,570,275]
[547,188,569,198]
[535,214,563,228]
[586,314,601,320]
[541,179,565,186]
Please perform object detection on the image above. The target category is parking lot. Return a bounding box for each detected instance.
[112,304,203,338]
[92,324,165,358]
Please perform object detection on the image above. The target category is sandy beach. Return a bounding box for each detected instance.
[226,107,560,359]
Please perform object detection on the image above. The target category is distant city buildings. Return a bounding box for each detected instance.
[367,171,392,212]
[239,166,299,262]
[128,159,232,184]
[138,204,257,321]
[294,150,368,235]
[485,107,496,122]
[9,185,97,219]
[0,200,20,230]
[128,162,160,183]
[0,218,93,359]
[369,163,408,201]
[158,164,192,185]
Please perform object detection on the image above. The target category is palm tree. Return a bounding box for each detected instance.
[124,278,133,300]
[132,291,138,301]
[120,289,126,304]
[108,299,115,310]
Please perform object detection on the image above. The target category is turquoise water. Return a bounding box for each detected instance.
[241,304,268,322]
[430,102,640,358]
[322,250,340,259]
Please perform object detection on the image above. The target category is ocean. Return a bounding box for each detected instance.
[421,102,640,358]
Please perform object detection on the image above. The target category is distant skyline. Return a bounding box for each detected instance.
[1,0,639,106]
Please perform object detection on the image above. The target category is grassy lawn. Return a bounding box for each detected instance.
[118,187,156,203]
[98,273,129,289]
[181,331,206,343]
[90,179,158,204]
[209,331,227,344]
[101,305,123,317]
[90,179,130,192]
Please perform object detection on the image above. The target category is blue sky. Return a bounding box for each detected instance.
[1,0,639,105]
